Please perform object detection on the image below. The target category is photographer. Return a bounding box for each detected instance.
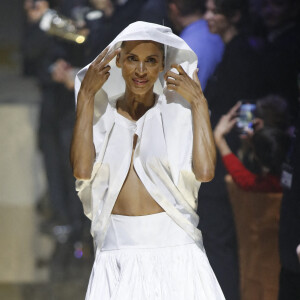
[214,101,290,192]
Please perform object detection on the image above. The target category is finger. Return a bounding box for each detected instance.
[166,83,178,91]
[99,65,111,73]
[228,117,238,129]
[166,77,178,85]
[228,101,242,116]
[170,64,186,75]
[164,70,181,81]
[93,47,110,64]
[102,47,121,65]
[193,69,201,87]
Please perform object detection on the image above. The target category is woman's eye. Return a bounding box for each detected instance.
[127,56,137,62]
[146,58,157,64]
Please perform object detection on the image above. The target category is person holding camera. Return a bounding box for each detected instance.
[213,101,290,192]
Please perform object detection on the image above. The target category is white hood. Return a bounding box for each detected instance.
[74,21,198,122]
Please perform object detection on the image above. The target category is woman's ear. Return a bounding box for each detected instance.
[116,52,121,68]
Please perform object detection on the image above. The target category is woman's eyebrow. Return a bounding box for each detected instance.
[125,52,160,56]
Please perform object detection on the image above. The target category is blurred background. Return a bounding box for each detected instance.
[0,0,299,300]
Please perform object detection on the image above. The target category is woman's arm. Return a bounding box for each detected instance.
[222,153,282,192]
[70,47,120,180]
[164,64,216,182]
[212,102,282,192]
[213,101,241,157]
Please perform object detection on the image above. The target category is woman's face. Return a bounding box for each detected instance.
[204,0,231,36]
[116,41,164,96]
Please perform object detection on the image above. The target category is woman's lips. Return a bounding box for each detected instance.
[133,78,148,86]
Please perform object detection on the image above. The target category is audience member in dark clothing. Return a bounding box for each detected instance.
[239,94,290,173]
[278,104,300,299]
[23,0,86,246]
[138,0,168,25]
[204,0,264,130]
[259,0,300,123]
[167,0,224,89]
[197,1,265,299]
[84,0,146,62]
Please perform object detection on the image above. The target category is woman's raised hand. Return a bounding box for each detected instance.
[214,101,241,142]
[80,47,121,98]
[164,64,204,104]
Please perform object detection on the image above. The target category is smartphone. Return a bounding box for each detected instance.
[236,103,256,134]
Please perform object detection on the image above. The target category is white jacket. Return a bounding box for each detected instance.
[74,21,204,250]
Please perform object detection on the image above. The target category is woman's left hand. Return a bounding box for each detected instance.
[214,102,241,143]
[164,64,204,104]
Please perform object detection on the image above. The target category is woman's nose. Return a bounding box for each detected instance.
[136,61,146,75]
[204,10,213,21]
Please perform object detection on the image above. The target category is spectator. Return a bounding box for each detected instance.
[254,94,290,131]
[259,0,300,123]
[138,0,168,25]
[167,0,224,89]
[278,96,300,300]
[197,1,265,299]
[204,0,264,130]
[84,0,146,62]
[214,101,290,192]
[23,0,87,264]
[239,94,290,173]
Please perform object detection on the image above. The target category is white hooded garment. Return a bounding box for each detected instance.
[74,21,205,251]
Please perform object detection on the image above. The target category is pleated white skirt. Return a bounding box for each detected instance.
[85,212,225,300]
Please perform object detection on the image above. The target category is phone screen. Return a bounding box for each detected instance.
[236,103,256,134]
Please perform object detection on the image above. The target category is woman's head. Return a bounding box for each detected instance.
[116,40,165,96]
[204,0,247,41]
[255,94,290,131]
[75,21,199,114]
[252,127,290,175]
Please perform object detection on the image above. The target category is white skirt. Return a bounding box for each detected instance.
[85,212,225,300]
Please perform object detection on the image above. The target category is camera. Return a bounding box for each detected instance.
[236,103,256,134]
[39,8,88,44]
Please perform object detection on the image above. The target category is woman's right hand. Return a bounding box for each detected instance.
[80,47,121,98]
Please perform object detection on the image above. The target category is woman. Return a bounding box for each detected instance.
[197,1,261,298]
[71,22,225,299]
[214,101,289,192]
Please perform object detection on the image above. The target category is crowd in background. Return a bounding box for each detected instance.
[22,0,300,299]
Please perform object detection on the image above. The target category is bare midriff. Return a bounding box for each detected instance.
[111,135,165,216]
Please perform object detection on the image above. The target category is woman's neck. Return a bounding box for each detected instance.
[118,89,156,121]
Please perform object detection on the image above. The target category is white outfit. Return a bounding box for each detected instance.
[74,22,226,299]
[86,213,225,299]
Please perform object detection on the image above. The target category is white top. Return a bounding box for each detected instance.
[74,22,204,250]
